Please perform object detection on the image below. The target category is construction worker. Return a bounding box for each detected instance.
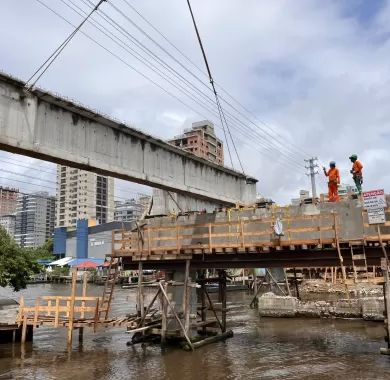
[349,154,363,194]
[323,161,340,202]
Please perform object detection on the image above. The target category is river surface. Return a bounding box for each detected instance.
[1,284,390,380]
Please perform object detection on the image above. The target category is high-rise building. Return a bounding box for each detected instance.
[56,165,114,227]
[0,214,16,237]
[14,192,56,248]
[169,121,224,165]
[114,197,150,222]
[0,186,19,216]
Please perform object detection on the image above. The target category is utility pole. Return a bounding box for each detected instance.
[305,157,319,201]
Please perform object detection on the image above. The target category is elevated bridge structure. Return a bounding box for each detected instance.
[113,199,390,270]
[0,72,256,207]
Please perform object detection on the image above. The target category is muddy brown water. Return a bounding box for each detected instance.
[1,284,390,380]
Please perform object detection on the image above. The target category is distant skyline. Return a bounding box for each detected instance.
[1,0,390,203]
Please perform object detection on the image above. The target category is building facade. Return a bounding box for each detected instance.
[14,192,56,248]
[56,165,114,227]
[0,214,16,237]
[169,120,224,165]
[114,198,149,222]
[0,186,19,216]
[54,221,133,259]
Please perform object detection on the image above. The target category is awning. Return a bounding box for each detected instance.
[49,257,74,266]
[67,258,104,268]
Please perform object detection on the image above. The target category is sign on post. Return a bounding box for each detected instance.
[363,189,387,225]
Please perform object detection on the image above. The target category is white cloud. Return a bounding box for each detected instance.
[0,0,389,204]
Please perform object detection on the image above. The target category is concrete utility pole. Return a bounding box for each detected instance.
[305,157,319,201]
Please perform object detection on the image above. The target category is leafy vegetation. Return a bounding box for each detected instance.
[0,227,53,291]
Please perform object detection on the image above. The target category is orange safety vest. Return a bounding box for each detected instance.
[352,160,363,176]
[326,167,340,184]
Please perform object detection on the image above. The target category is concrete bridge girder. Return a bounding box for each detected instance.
[0,72,257,206]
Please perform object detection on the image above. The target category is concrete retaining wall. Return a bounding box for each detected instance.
[258,293,385,320]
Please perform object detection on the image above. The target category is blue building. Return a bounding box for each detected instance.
[54,220,133,259]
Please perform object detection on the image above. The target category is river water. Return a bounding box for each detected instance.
[1,284,390,380]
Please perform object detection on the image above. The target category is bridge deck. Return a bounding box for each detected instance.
[112,212,390,269]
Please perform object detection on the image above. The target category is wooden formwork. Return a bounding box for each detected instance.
[112,213,339,260]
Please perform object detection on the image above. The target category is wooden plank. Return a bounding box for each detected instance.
[81,272,88,319]
[68,271,77,347]
[33,297,41,324]
[208,224,213,252]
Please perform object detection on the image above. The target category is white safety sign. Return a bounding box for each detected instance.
[367,208,386,225]
[363,189,387,210]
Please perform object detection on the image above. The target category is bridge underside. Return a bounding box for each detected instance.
[0,72,257,206]
[121,246,385,270]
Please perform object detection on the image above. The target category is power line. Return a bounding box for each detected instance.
[32,0,305,172]
[0,168,145,202]
[118,0,311,161]
[0,157,151,196]
[186,0,242,171]
[98,0,304,169]
[25,0,107,89]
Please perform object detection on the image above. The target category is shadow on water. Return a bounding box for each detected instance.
[1,284,390,379]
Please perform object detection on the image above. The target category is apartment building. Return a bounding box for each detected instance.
[56,165,114,227]
[0,214,16,237]
[0,186,19,216]
[169,120,224,165]
[114,198,149,222]
[14,192,56,248]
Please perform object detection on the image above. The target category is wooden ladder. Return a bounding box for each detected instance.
[350,240,368,282]
[98,258,119,321]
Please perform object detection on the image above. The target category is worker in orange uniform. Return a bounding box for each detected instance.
[323,161,340,202]
[349,154,363,194]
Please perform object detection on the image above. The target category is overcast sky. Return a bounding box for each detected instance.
[1,0,389,204]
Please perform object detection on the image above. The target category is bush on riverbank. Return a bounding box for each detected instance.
[0,227,52,291]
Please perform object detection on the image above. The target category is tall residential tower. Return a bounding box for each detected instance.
[14,192,56,248]
[56,165,114,227]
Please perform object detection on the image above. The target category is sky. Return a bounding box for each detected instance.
[1,0,390,204]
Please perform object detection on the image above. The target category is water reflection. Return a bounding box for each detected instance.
[1,284,390,379]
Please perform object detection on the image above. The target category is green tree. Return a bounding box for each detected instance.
[0,227,41,291]
[28,238,54,260]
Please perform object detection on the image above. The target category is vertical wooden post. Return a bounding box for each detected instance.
[68,270,77,347]
[283,269,291,296]
[293,268,300,300]
[18,296,24,325]
[48,300,52,317]
[182,260,190,335]
[54,297,60,328]
[33,297,40,325]
[137,261,144,318]
[21,314,27,345]
[208,223,212,252]
[201,282,206,335]
[240,219,245,249]
[176,223,181,253]
[147,227,151,255]
[81,272,88,319]
[253,272,258,298]
[78,327,84,343]
[333,214,349,299]
[221,271,227,333]
[160,281,168,345]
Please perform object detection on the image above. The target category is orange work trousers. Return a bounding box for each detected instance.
[328,182,339,202]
